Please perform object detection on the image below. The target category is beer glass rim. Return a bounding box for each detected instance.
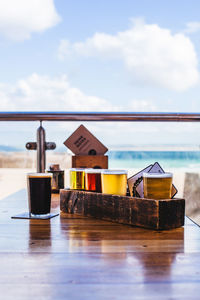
[27,172,52,178]
[101,169,128,175]
[85,168,103,173]
[143,172,173,178]
[69,168,85,172]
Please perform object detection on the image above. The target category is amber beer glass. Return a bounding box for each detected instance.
[27,173,52,217]
[69,168,85,190]
[85,169,102,192]
[143,172,173,199]
[101,170,127,196]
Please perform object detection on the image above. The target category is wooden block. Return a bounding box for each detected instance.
[72,155,108,169]
[60,190,185,230]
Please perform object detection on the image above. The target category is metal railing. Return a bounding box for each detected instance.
[1,112,200,171]
[0,112,200,122]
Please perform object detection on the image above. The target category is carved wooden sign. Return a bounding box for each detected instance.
[64,125,108,155]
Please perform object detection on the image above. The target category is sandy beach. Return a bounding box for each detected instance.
[0,151,71,199]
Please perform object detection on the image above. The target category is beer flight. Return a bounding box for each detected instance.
[24,168,173,219]
[69,168,173,199]
[14,126,175,220]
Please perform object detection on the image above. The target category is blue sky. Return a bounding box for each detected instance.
[1,0,200,150]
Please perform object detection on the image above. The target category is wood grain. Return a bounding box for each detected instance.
[0,189,199,299]
[72,155,108,169]
[60,189,185,230]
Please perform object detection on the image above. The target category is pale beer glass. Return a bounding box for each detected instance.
[143,172,173,199]
[69,168,85,190]
[101,170,127,196]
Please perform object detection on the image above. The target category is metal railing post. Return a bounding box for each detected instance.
[37,121,46,173]
[26,120,56,172]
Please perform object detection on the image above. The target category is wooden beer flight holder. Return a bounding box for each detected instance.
[60,189,185,230]
[62,126,184,230]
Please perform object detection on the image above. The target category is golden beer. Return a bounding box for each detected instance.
[143,172,173,199]
[69,168,85,190]
[101,170,127,196]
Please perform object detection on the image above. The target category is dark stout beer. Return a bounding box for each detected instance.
[27,173,52,216]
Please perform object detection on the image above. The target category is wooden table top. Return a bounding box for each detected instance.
[0,190,200,300]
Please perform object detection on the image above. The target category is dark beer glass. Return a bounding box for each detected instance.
[27,173,52,217]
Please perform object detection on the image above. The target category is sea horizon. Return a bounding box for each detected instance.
[0,147,200,170]
[1,143,200,153]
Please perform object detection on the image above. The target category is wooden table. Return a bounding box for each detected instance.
[0,190,200,299]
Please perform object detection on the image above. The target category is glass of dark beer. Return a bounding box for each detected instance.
[27,173,52,217]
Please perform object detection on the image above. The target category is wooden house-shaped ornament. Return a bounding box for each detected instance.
[64,125,108,169]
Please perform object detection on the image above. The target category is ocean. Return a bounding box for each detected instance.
[0,146,199,171]
[108,151,200,170]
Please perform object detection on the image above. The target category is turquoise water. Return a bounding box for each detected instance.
[108,151,200,170]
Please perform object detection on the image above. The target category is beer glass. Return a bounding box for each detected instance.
[143,172,173,199]
[101,170,127,196]
[85,169,102,192]
[69,168,85,190]
[27,173,52,217]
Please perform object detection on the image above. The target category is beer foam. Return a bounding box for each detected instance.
[101,170,128,175]
[143,172,172,178]
[85,169,103,173]
[69,168,85,172]
[27,173,52,178]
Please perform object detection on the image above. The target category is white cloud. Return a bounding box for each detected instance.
[58,40,71,60]
[0,73,116,111]
[0,73,162,142]
[0,73,160,113]
[58,18,199,91]
[0,0,61,40]
[0,73,199,146]
[184,22,200,34]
